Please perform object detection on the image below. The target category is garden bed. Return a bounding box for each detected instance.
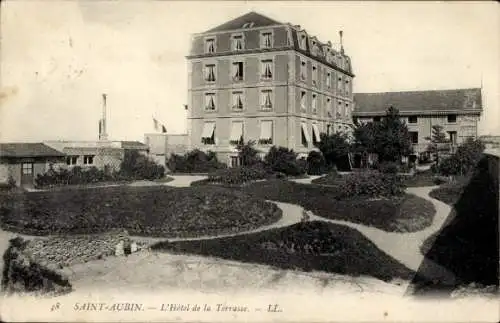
[0,185,282,238]
[429,182,466,206]
[238,180,435,232]
[151,221,415,282]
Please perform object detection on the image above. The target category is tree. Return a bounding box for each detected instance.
[425,125,451,165]
[352,121,377,154]
[236,140,261,167]
[373,107,413,162]
[438,137,485,176]
[315,132,351,169]
[264,146,305,176]
[306,151,327,175]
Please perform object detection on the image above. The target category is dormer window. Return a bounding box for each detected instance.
[300,34,307,50]
[205,38,215,54]
[260,31,273,49]
[232,35,244,51]
[242,22,255,28]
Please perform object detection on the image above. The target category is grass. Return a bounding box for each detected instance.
[151,221,415,282]
[429,182,467,206]
[0,185,281,238]
[236,179,435,232]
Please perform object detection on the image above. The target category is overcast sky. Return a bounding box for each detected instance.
[1,1,499,142]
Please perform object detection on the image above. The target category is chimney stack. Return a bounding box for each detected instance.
[99,93,109,141]
[339,30,344,54]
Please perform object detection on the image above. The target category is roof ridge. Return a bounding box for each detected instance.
[354,88,482,95]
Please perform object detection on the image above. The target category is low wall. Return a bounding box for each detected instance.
[411,150,500,295]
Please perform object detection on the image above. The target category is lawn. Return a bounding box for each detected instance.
[151,221,415,282]
[0,185,281,238]
[429,182,465,206]
[236,180,435,233]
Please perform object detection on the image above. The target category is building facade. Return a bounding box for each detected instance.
[144,133,189,168]
[353,88,483,157]
[44,140,149,172]
[186,11,355,166]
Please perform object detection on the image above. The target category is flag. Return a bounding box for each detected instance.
[162,125,167,133]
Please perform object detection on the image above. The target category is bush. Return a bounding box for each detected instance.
[437,138,485,176]
[237,141,261,167]
[306,151,327,175]
[119,150,165,180]
[0,176,16,191]
[35,166,116,188]
[206,166,270,185]
[2,237,72,296]
[310,170,342,186]
[339,171,406,198]
[264,146,306,176]
[167,149,226,173]
[378,162,399,174]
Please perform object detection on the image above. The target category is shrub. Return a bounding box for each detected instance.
[339,171,406,198]
[206,166,270,185]
[118,150,165,180]
[236,141,261,167]
[437,138,485,176]
[306,151,327,175]
[310,170,342,186]
[264,146,306,176]
[378,162,399,174]
[35,166,116,188]
[0,176,16,191]
[167,149,226,173]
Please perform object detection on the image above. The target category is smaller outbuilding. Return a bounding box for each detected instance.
[0,143,66,187]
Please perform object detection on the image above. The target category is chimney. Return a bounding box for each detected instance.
[339,30,344,54]
[99,93,109,141]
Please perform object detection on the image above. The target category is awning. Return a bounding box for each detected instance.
[301,123,311,144]
[312,124,321,142]
[260,121,273,140]
[201,122,215,139]
[230,122,244,141]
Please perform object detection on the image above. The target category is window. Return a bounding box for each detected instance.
[232,62,244,81]
[409,132,419,144]
[21,163,33,175]
[232,35,244,51]
[232,91,244,110]
[300,34,307,49]
[345,103,350,117]
[326,71,331,88]
[205,38,215,53]
[373,116,381,122]
[83,155,94,165]
[300,60,306,81]
[259,120,273,145]
[408,116,418,124]
[301,122,311,147]
[448,131,457,145]
[327,97,332,116]
[327,124,331,135]
[66,156,78,165]
[312,94,317,114]
[230,121,244,145]
[261,32,273,48]
[312,65,318,86]
[204,64,216,82]
[300,91,307,111]
[337,76,343,94]
[447,114,457,123]
[337,101,343,117]
[345,79,350,95]
[312,124,321,145]
[205,93,216,111]
[201,122,216,145]
[229,156,241,168]
[261,59,273,80]
[261,89,273,110]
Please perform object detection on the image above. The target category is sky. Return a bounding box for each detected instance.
[1,1,499,142]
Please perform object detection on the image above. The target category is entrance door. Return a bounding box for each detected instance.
[21,163,34,186]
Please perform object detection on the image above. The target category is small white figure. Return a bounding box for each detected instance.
[115,240,125,257]
[130,242,138,253]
